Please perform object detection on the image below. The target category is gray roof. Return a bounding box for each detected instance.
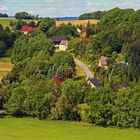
[89,78,103,87]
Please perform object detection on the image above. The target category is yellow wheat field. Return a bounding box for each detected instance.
[0,57,13,80]
[56,19,99,26]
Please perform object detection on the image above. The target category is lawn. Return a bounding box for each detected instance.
[0,57,13,80]
[0,117,140,140]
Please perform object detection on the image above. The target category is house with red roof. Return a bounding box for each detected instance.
[22,25,37,34]
[51,77,62,85]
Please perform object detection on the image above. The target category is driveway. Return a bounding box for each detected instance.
[74,58,94,78]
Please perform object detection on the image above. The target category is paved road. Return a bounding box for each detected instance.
[74,58,94,78]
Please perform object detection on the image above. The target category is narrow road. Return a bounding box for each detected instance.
[74,58,94,78]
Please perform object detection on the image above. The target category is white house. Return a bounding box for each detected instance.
[59,40,68,51]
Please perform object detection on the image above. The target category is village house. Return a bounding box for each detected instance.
[49,36,68,51]
[99,55,108,70]
[88,77,103,88]
[59,40,68,51]
[22,25,38,34]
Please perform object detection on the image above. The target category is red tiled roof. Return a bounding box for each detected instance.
[51,77,62,85]
[22,26,37,32]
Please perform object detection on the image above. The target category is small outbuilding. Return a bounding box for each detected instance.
[99,56,108,70]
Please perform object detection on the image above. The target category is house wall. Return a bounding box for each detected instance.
[87,81,96,88]
[59,45,68,51]
[99,60,108,70]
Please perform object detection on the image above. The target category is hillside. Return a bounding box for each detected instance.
[79,11,106,20]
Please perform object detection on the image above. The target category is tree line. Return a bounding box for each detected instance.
[0,13,8,18]
[79,10,106,20]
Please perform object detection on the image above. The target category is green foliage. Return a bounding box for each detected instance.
[0,31,14,48]
[51,79,88,120]
[4,31,78,120]
[23,80,61,119]
[0,41,6,56]
[39,18,56,32]
[100,8,134,26]
[5,86,26,116]
[0,29,15,56]
[0,13,8,17]
[12,31,55,63]
[86,88,116,126]
[15,12,38,20]
[86,21,95,37]
[68,38,86,56]
[0,86,5,109]
[46,23,79,38]
[113,86,140,128]
[126,39,140,82]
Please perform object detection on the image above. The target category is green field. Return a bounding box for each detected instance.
[0,17,36,27]
[0,117,140,140]
[0,18,17,27]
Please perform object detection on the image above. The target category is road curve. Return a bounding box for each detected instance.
[74,58,94,78]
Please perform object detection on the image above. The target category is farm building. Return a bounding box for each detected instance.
[22,25,37,34]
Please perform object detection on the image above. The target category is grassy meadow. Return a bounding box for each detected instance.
[0,57,13,80]
[0,17,36,27]
[0,117,140,140]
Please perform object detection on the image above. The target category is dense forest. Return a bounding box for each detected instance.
[79,10,106,20]
[0,7,140,128]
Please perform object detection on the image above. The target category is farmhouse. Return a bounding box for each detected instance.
[22,25,37,34]
[99,55,108,70]
[59,40,68,51]
[88,78,103,88]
